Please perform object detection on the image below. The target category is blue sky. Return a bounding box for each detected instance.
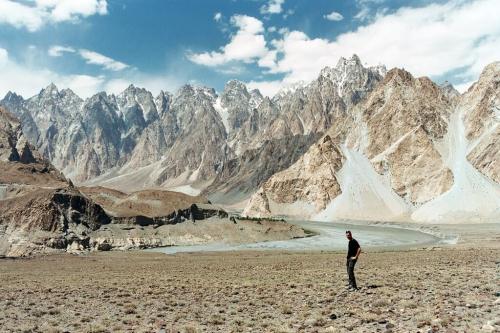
[0,0,498,98]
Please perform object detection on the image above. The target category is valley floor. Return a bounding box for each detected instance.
[1,245,499,332]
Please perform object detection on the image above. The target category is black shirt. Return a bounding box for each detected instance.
[347,239,360,259]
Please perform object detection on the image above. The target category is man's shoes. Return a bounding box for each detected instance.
[348,287,359,292]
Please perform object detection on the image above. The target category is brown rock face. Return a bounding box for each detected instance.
[244,134,344,217]
[245,67,459,219]
[0,108,110,256]
[462,62,500,183]
[358,69,454,204]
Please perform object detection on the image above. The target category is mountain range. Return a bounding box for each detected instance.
[1,55,499,223]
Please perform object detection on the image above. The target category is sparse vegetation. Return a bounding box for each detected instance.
[0,248,498,332]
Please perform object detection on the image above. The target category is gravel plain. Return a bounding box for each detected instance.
[1,246,499,333]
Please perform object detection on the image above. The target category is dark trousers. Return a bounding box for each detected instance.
[346,258,357,288]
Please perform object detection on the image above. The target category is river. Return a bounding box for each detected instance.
[147,220,446,255]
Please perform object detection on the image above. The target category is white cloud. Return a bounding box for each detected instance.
[36,0,107,22]
[0,47,184,99]
[0,0,107,32]
[48,45,75,57]
[79,49,129,71]
[187,15,269,67]
[247,80,283,97]
[214,12,222,22]
[253,0,500,93]
[260,0,285,15]
[0,0,44,32]
[0,48,8,66]
[454,80,475,94]
[58,74,105,97]
[0,48,102,98]
[324,11,344,21]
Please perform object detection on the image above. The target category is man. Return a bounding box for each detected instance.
[346,230,361,291]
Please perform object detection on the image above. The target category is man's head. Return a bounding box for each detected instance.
[346,230,352,240]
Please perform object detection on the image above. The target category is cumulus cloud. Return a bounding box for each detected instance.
[214,12,222,22]
[48,45,75,57]
[36,0,107,22]
[187,15,269,67]
[324,11,344,21]
[0,47,102,97]
[0,47,183,99]
[79,49,129,71]
[0,0,107,32]
[260,0,285,15]
[246,80,283,97]
[250,0,500,95]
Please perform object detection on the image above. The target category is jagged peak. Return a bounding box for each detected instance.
[177,84,216,98]
[438,81,460,99]
[273,81,307,100]
[336,54,362,69]
[3,91,23,102]
[370,64,387,77]
[383,68,415,85]
[119,84,151,98]
[87,91,110,104]
[250,88,263,100]
[224,79,248,92]
[45,82,58,92]
[476,61,500,84]
[59,88,81,100]
[156,90,172,100]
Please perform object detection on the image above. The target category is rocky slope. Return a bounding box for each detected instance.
[244,63,500,223]
[0,108,305,256]
[206,55,385,200]
[2,56,498,224]
[0,55,384,201]
[0,107,110,257]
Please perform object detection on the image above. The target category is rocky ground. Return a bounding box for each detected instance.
[0,247,498,333]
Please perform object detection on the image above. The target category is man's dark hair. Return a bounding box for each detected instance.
[345,230,352,235]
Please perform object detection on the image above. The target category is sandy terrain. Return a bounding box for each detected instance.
[1,245,499,333]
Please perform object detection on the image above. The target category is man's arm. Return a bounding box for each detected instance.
[352,247,361,260]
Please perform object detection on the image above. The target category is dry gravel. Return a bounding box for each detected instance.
[0,248,499,333]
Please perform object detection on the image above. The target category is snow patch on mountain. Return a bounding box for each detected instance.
[213,96,229,132]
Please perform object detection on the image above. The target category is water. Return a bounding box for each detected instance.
[146,220,441,255]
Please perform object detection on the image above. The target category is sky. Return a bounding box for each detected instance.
[0,0,498,99]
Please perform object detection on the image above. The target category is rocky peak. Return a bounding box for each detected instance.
[336,54,362,69]
[224,80,249,94]
[59,88,82,102]
[272,81,307,102]
[40,83,60,98]
[155,91,172,116]
[439,81,460,100]
[3,91,23,104]
[383,68,415,87]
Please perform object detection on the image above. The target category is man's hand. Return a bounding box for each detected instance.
[351,256,357,260]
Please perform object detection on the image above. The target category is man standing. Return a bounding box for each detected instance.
[346,230,361,291]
